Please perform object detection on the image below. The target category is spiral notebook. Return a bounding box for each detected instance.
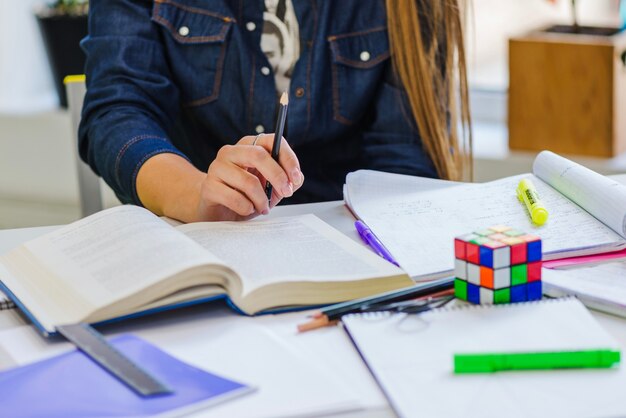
[342,298,626,418]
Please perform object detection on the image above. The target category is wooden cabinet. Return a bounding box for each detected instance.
[509,29,626,157]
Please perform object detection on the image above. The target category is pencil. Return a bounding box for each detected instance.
[297,276,455,332]
[265,91,289,201]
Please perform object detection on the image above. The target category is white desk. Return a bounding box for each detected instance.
[3,200,626,418]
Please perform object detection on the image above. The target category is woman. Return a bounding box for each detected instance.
[79,0,471,222]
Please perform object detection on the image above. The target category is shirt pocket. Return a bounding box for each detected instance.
[152,0,234,107]
[328,27,391,125]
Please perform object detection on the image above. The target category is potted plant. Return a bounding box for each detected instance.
[35,0,89,108]
[545,0,622,35]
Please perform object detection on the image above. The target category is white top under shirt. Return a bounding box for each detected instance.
[260,0,300,95]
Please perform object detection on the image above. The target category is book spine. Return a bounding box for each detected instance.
[0,280,51,336]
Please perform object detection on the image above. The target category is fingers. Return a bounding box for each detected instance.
[210,159,270,215]
[201,135,304,219]
[275,137,303,189]
[223,141,294,198]
[205,142,285,217]
[201,179,255,217]
[245,134,304,191]
[278,138,303,189]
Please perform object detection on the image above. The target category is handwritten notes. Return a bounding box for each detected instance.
[345,168,626,279]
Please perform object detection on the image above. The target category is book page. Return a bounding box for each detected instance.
[176,214,405,297]
[533,150,626,238]
[9,206,219,311]
[346,173,624,279]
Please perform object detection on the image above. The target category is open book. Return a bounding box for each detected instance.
[0,209,410,336]
[345,151,626,279]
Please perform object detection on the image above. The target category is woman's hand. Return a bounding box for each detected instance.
[136,134,303,223]
[197,134,304,221]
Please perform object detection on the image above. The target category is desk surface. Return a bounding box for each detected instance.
[3,199,626,418]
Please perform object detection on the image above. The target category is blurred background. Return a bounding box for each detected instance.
[0,0,624,228]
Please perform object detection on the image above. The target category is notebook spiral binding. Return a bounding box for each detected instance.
[423,296,573,317]
[347,311,394,320]
[345,297,574,320]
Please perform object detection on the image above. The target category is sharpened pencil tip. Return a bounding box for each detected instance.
[280,91,289,105]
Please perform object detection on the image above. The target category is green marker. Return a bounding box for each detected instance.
[454,349,621,374]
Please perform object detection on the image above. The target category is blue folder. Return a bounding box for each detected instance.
[0,334,253,417]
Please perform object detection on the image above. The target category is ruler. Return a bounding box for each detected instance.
[57,323,172,397]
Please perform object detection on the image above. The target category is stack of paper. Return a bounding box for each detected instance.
[544,261,626,318]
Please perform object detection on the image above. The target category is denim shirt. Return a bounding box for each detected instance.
[79,0,437,205]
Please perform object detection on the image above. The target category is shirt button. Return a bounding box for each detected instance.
[295,87,305,98]
[261,66,271,76]
[246,21,256,31]
[178,26,190,37]
[360,51,371,62]
[255,124,265,134]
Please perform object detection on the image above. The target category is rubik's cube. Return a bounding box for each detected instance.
[454,226,542,304]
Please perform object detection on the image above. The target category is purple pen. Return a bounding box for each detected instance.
[354,220,400,267]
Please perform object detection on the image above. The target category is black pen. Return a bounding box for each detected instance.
[265,91,289,201]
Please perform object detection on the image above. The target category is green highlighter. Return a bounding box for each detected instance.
[454,349,621,374]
